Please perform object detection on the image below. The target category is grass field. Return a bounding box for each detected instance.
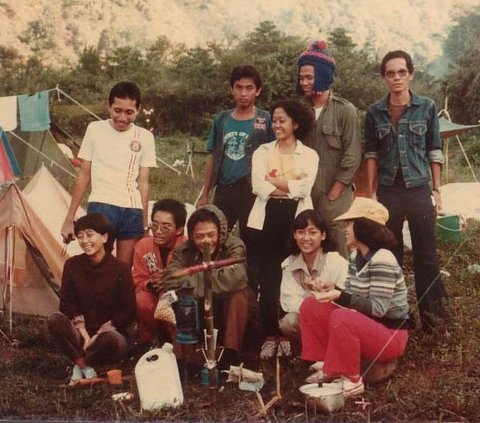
[1,135,480,421]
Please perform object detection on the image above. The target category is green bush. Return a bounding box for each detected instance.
[463,134,480,166]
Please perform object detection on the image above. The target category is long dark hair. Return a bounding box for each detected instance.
[352,217,397,251]
[289,209,337,255]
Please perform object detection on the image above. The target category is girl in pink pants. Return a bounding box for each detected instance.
[299,197,412,397]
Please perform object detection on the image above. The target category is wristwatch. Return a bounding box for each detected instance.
[433,187,441,193]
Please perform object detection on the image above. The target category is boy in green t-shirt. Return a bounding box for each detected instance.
[198,65,275,294]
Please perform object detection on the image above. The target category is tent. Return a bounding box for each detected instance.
[23,164,85,256]
[0,167,85,321]
[0,184,62,317]
[0,88,79,183]
[8,128,77,182]
[0,129,21,185]
[438,111,480,183]
[439,117,480,139]
[1,86,180,191]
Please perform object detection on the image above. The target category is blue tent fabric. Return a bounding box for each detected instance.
[18,90,51,132]
[0,128,21,176]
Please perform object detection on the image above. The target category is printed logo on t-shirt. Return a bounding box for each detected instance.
[254,117,267,130]
[130,140,142,153]
[224,131,248,161]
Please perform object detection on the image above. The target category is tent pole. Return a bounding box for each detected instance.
[55,87,103,121]
[7,131,76,178]
[55,86,179,175]
[439,102,478,183]
[455,135,478,182]
[445,139,449,183]
[156,156,181,174]
[5,225,15,335]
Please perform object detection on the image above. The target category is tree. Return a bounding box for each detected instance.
[444,45,480,123]
[327,27,383,111]
[0,46,25,95]
[233,21,305,106]
[146,35,185,64]
[18,20,55,55]
[78,46,102,75]
[443,7,480,63]
[442,8,480,123]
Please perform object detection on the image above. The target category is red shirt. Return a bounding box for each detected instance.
[132,235,186,293]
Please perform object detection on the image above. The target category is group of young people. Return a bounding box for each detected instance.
[49,41,450,398]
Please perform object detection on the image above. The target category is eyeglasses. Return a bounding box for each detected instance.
[295,229,322,238]
[385,69,409,79]
[150,222,175,232]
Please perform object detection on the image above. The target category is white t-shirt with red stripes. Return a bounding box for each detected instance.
[78,120,156,209]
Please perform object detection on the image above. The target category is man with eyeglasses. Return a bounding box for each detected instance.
[132,199,187,348]
[365,50,450,331]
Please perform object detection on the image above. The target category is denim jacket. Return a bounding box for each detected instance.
[364,92,444,188]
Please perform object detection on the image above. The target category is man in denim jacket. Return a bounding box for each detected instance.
[365,50,449,330]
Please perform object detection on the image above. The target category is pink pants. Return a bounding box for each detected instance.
[299,297,408,377]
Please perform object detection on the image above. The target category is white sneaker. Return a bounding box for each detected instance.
[309,361,325,372]
[82,366,97,379]
[342,376,364,397]
[305,369,326,384]
[70,364,83,383]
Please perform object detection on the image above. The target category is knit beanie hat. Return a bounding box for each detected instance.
[296,40,336,95]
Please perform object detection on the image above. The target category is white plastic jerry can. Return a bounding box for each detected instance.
[135,343,184,410]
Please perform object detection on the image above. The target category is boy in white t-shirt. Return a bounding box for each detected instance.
[61,81,157,266]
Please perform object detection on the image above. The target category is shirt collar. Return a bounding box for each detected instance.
[354,248,375,271]
[289,250,324,273]
[379,90,421,111]
[273,139,306,155]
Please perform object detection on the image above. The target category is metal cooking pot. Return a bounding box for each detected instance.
[299,382,344,414]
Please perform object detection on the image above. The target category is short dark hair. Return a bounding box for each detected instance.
[380,50,414,77]
[229,65,262,89]
[151,199,187,228]
[108,81,142,108]
[352,217,397,251]
[74,213,114,252]
[187,208,220,240]
[271,99,314,141]
[290,209,337,255]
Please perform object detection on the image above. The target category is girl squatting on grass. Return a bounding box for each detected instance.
[278,209,348,354]
[299,197,413,397]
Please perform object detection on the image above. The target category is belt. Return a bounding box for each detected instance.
[217,177,251,189]
[268,197,298,204]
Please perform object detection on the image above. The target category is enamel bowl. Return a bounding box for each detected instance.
[299,382,344,414]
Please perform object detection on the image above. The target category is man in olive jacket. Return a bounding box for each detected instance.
[297,40,362,257]
[162,205,258,366]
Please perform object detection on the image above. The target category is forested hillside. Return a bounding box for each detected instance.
[1,3,479,136]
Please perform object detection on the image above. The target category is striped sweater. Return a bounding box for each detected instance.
[336,248,410,328]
